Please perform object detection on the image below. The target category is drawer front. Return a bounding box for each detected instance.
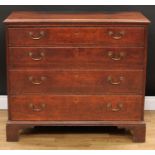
[8,27,144,46]
[9,47,145,69]
[9,70,144,95]
[9,95,143,121]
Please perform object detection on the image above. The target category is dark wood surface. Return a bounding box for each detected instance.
[9,70,144,95]
[6,120,146,142]
[9,47,145,69]
[8,27,145,46]
[4,11,149,142]
[9,95,143,121]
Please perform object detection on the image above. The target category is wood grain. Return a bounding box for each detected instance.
[3,11,150,24]
[9,95,143,121]
[8,27,145,47]
[0,110,155,149]
[4,11,150,142]
[9,47,145,69]
[8,70,144,95]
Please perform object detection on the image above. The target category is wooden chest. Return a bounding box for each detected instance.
[4,11,150,142]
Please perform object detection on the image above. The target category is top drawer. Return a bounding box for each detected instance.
[7,27,145,47]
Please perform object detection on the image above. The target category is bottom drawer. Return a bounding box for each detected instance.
[9,95,143,121]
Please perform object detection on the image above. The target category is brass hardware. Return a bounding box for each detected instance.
[108,31,125,40]
[29,31,45,40]
[29,52,45,61]
[29,103,46,112]
[28,76,46,85]
[108,51,125,61]
[107,76,124,85]
[107,103,123,112]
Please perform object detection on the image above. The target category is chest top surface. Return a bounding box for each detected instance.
[4,11,150,24]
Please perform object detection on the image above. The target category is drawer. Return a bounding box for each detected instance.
[9,70,144,95]
[9,47,145,69]
[9,95,143,121]
[8,27,145,46]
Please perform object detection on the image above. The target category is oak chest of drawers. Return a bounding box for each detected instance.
[4,11,150,142]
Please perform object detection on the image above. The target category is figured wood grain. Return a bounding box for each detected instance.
[9,47,145,69]
[4,11,150,142]
[9,70,144,95]
[9,95,143,121]
[8,27,145,47]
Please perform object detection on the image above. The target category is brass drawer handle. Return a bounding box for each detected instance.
[107,103,123,112]
[107,76,124,85]
[29,52,45,61]
[108,51,125,61]
[29,31,45,40]
[108,31,125,40]
[28,76,46,85]
[29,103,46,112]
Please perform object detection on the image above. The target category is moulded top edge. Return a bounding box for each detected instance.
[3,11,151,24]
